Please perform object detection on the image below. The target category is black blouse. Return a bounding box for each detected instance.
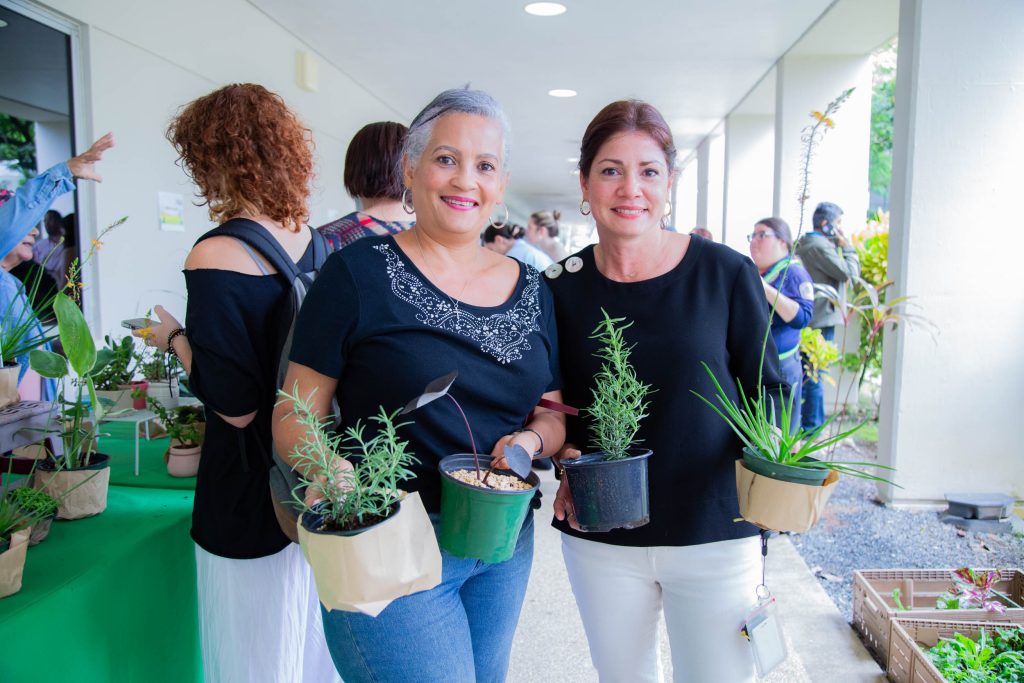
[289,235,561,514]
[185,226,314,559]
[547,237,786,547]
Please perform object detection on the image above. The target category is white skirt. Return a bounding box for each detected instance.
[195,543,341,683]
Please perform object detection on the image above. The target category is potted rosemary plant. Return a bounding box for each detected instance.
[281,386,441,617]
[148,398,204,477]
[561,310,654,532]
[29,292,113,519]
[420,372,540,563]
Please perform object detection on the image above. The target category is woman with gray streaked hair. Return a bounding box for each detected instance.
[273,88,566,682]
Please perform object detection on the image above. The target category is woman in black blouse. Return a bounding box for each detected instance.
[273,88,565,682]
[547,100,787,682]
[137,84,337,682]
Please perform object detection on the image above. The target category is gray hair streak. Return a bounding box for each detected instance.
[402,88,512,172]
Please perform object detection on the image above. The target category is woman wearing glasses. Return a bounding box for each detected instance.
[748,217,814,434]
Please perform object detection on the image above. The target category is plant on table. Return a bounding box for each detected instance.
[91,335,141,391]
[7,485,58,520]
[148,398,203,448]
[926,627,1024,682]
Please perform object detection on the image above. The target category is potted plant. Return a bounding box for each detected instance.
[561,310,654,532]
[0,263,60,408]
[414,371,540,563]
[29,292,114,519]
[148,398,204,477]
[7,485,58,545]
[0,495,35,598]
[141,349,181,408]
[281,386,441,617]
[92,335,146,410]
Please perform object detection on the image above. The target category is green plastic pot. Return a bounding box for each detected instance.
[438,454,538,563]
[741,448,830,485]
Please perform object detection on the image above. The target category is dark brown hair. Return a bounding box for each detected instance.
[344,121,408,201]
[755,217,794,249]
[167,84,313,231]
[579,100,677,178]
[530,210,560,238]
[481,223,525,243]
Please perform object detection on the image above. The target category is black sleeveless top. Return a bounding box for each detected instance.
[185,219,314,559]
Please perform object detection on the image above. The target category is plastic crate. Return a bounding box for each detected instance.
[852,568,1024,664]
[887,618,1024,683]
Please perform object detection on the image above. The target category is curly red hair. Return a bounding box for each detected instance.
[167,83,313,231]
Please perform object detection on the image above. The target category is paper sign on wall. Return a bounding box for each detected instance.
[158,192,184,232]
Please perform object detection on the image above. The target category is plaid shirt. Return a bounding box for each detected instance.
[316,212,414,252]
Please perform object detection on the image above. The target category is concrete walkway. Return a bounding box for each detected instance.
[508,468,885,682]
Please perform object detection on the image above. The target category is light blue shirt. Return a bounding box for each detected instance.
[506,239,554,272]
[0,269,56,401]
[0,162,75,258]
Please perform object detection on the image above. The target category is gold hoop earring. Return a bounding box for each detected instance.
[490,203,509,229]
[401,189,415,215]
[580,199,591,216]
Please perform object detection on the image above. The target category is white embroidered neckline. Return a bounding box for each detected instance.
[373,243,543,364]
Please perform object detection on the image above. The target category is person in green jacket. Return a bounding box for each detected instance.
[795,201,860,432]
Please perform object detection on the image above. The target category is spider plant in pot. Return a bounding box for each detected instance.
[148,398,204,477]
[561,309,654,532]
[414,371,540,564]
[280,386,441,617]
[29,292,113,520]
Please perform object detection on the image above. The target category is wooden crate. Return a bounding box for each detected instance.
[852,568,1024,663]
[887,618,1024,683]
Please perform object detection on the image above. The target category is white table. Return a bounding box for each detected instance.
[98,409,156,476]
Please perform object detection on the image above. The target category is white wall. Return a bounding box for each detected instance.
[877,0,1024,503]
[773,55,872,239]
[722,114,774,254]
[35,0,400,336]
[676,160,698,234]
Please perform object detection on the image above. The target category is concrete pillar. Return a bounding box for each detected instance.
[773,54,872,238]
[877,0,1024,503]
[722,114,774,254]
[695,139,710,233]
[676,159,698,234]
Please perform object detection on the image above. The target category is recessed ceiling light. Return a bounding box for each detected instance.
[548,89,577,98]
[567,157,579,163]
[524,2,567,17]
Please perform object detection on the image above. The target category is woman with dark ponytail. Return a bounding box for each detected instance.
[527,209,568,261]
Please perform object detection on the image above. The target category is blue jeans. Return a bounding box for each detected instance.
[321,511,535,683]
[801,326,834,433]
[779,351,803,436]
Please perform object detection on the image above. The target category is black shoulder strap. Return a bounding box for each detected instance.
[196,218,310,281]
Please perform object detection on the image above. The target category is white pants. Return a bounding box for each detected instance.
[561,533,761,683]
[195,543,342,683]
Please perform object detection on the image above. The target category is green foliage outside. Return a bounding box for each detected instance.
[0,113,36,183]
[869,40,897,209]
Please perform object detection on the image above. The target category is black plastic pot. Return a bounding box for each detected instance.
[562,448,652,532]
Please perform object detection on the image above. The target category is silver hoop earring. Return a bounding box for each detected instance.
[664,201,673,217]
[401,188,415,215]
[580,199,591,216]
[490,203,509,229]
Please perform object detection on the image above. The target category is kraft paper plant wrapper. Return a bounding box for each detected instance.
[0,529,31,598]
[36,466,109,520]
[0,367,19,410]
[299,492,442,617]
[736,460,839,533]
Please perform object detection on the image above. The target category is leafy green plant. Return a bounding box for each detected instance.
[0,258,60,367]
[280,386,417,532]
[91,335,141,390]
[892,588,910,611]
[936,568,1020,613]
[7,486,58,519]
[140,348,179,382]
[926,628,1024,683]
[148,398,203,448]
[29,293,113,471]
[585,309,652,461]
[800,327,840,385]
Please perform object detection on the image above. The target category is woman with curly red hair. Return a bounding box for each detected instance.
[137,83,338,682]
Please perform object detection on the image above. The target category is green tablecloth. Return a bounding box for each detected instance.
[101,422,196,491]
[0,486,201,682]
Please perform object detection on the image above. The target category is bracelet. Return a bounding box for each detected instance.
[166,327,186,358]
[515,427,544,458]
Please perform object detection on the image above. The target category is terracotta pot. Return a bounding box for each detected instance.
[167,443,201,478]
[0,364,20,410]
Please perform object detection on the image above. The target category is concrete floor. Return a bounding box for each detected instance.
[506,468,885,682]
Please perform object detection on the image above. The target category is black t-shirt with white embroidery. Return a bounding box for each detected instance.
[547,237,786,547]
[290,235,561,513]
